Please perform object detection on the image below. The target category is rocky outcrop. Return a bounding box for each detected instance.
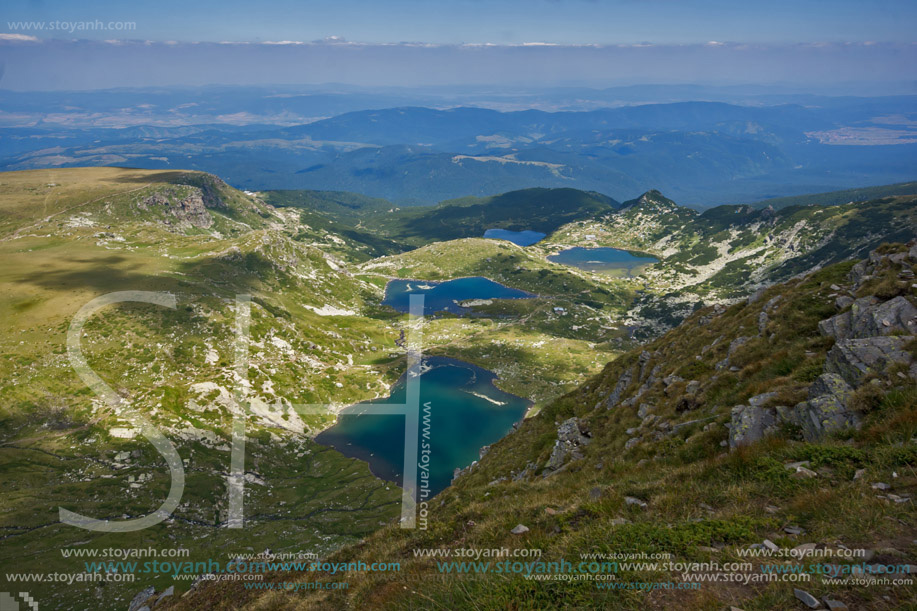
[543,418,591,475]
[819,296,917,340]
[138,187,214,230]
[825,336,912,387]
[786,373,857,441]
[716,336,750,371]
[728,405,778,449]
[605,365,635,409]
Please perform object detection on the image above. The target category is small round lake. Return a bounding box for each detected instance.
[548,247,658,274]
[483,228,546,246]
[315,357,530,497]
[382,277,533,316]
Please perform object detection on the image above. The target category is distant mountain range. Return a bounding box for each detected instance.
[2,92,915,206]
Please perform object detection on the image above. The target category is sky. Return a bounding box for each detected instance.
[1,0,915,90]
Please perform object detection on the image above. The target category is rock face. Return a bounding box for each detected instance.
[543,418,591,475]
[605,365,635,408]
[128,586,156,611]
[819,296,917,340]
[825,336,912,387]
[789,373,857,441]
[728,405,778,449]
[138,187,214,230]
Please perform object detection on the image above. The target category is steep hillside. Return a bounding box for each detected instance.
[547,190,917,333]
[0,168,410,610]
[179,243,917,610]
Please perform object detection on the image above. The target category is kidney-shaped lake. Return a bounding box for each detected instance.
[315,357,530,497]
[382,276,533,316]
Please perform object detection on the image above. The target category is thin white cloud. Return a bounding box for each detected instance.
[0,33,40,42]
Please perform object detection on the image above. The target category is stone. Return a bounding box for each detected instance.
[825,336,912,388]
[819,296,917,340]
[625,496,648,509]
[685,380,701,395]
[784,525,805,535]
[763,539,779,552]
[663,374,684,387]
[544,507,558,516]
[790,392,858,442]
[625,437,640,450]
[784,461,811,470]
[511,524,530,535]
[728,405,778,449]
[764,295,783,311]
[758,310,769,334]
[822,599,848,610]
[871,482,891,491]
[748,392,778,407]
[129,587,156,611]
[606,365,635,409]
[835,295,854,310]
[853,468,866,480]
[610,517,628,526]
[543,418,592,474]
[589,487,603,501]
[794,588,821,609]
[793,466,818,478]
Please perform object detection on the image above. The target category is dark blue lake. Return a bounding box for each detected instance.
[315,357,530,496]
[483,228,547,246]
[548,247,658,274]
[382,276,533,315]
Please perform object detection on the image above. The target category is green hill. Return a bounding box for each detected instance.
[179,242,917,610]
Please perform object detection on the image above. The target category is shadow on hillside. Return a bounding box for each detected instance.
[12,251,271,297]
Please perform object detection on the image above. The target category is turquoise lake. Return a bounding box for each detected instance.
[548,247,658,274]
[382,276,533,315]
[315,357,530,496]
[483,228,547,246]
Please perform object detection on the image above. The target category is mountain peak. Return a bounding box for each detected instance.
[621,189,679,212]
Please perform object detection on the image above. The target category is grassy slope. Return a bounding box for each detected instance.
[549,190,917,303]
[0,168,409,609]
[0,171,637,609]
[183,246,917,611]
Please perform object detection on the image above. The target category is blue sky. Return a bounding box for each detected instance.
[0,0,915,90]
[4,0,916,45]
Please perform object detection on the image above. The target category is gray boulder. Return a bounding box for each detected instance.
[809,373,853,400]
[543,418,591,474]
[791,394,858,441]
[129,587,156,611]
[748,392,778,407]
[819,296,916,340]
[728,405,778,449]
[825,336,912,387]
